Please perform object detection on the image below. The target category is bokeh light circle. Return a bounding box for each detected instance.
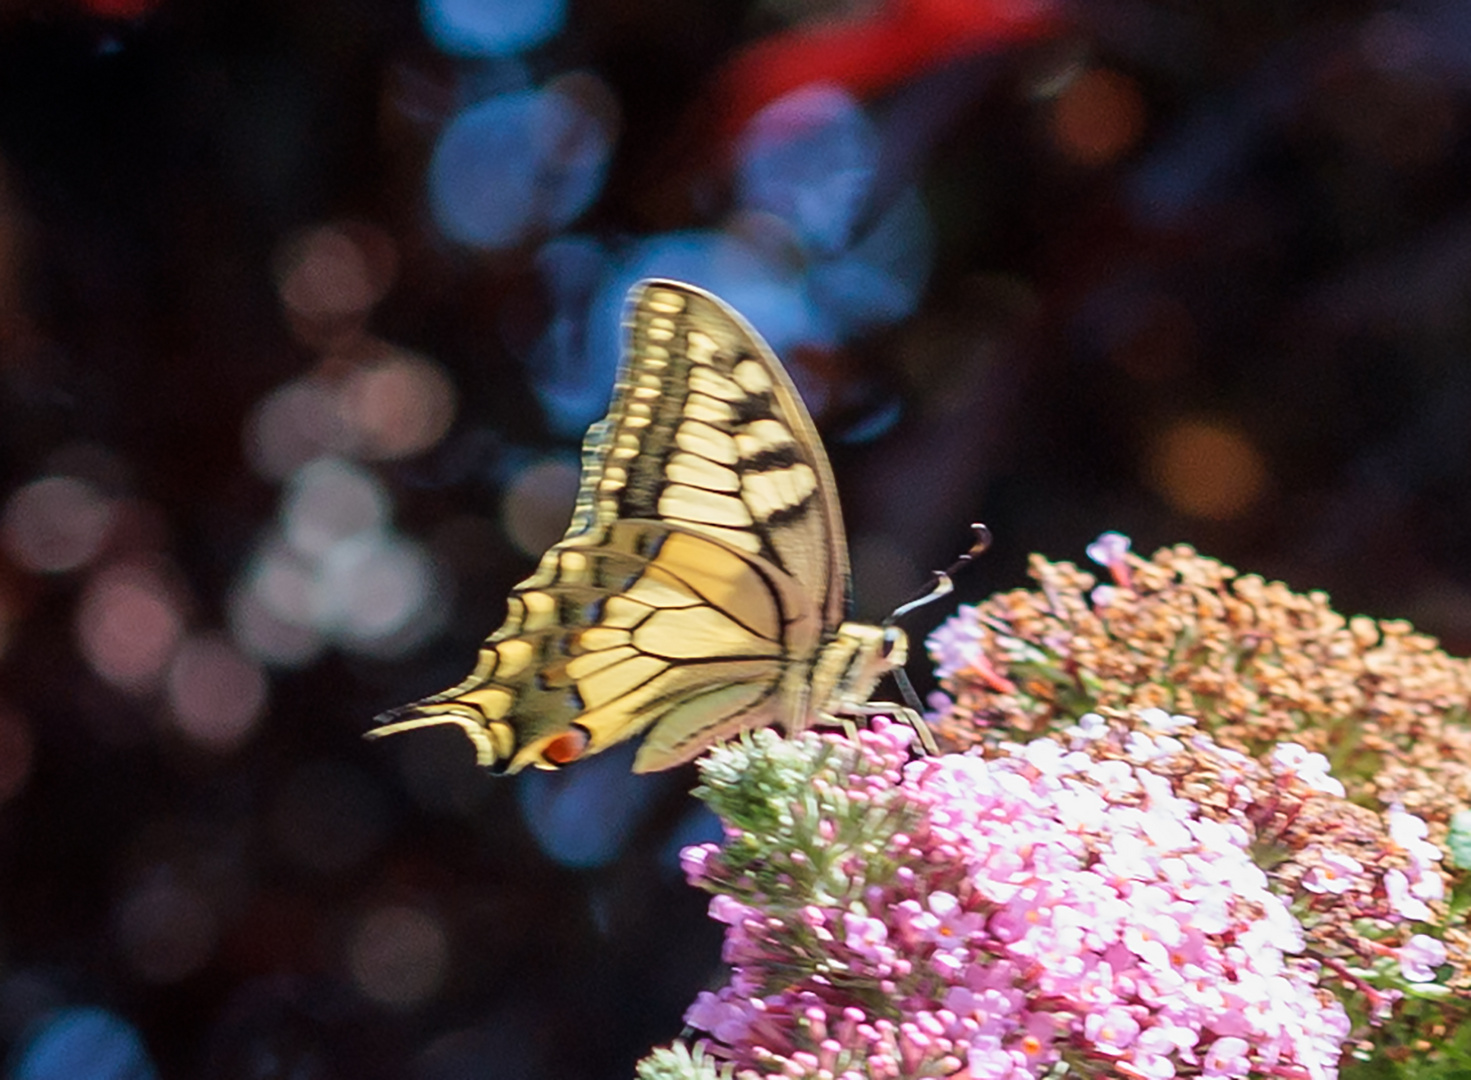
[1050,68,1147,166]
[515,747,657,868]
[315,533,441,657]
[500,457,580,559]
[339,350,457,460]
[420,0,566,58]
[528,235,615,435]
[347,905,450,1009]
[1,475,114,574]
[428,80,615,249]
[1147,419,1270,521]
[282,458,389,558]
[113,875,219,984]
[231,537,325,667]
[275,222,396,325]
[736,84,879,255]
[165,634,269,753]
[807,184,934,335]
[245,379,353,481]
[76,563,185,692]
[10,1007,158,1080]
[228,576,325,668]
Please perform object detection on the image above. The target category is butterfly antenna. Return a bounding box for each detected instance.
[878,523,992,733]
[892,664,925,714]
[883,523,993,627]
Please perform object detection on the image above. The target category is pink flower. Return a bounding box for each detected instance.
[842,911,896,969]
[684,990,755,1045]
[707,893,754,926]
[1301,851,1361,895]
[678,842,716,883]
[1388,807,1443,866]
[1084,1005,1141,1053]
[1399,934,1448,982]
[1385,868,1433,922]
[966,1035,1027,1079]
[1203,1035,1251,1076]
[1269,743,1345,797]
[928,603,988,680]
[1088,532,1129,591]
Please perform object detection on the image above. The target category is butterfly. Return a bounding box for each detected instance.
[368,279,933,773]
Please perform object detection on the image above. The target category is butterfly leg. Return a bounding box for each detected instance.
[784,682,813,737]
[825,702,940,755]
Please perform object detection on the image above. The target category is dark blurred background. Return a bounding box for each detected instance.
[2,0,1471,1076]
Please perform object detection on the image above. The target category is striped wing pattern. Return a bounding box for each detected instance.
[371,280,858,773]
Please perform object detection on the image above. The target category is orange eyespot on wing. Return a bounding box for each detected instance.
[542,726,591,766]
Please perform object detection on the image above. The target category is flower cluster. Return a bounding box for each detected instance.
[926,535,1471,1000]
[639,536,1471,1080]
[925,535,1471,834]
[642,716,1370,1080]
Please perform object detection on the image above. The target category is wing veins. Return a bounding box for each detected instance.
[638,561,786,643]
[574,652,783,718]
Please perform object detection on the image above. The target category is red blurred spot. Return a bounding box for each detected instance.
[79,0,160,18]
[711,0,1064,140]
[1050,68,1147,166]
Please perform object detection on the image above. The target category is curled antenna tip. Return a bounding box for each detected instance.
[940,523,993,579]
[968,523,993,556]
[885,524,994,625]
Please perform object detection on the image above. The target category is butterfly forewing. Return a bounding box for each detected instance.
[606,284,851,631]
[370,280,870,773]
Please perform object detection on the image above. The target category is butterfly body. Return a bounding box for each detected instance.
[370,280,908,772]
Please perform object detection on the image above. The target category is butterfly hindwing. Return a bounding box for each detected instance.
[371,280,858,772]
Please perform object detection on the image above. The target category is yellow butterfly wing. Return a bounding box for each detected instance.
[369,279,859,773]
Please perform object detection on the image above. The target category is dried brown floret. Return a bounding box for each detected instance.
[928,541,1471,832]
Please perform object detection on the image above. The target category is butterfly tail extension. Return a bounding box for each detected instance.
[367,699,518,770]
